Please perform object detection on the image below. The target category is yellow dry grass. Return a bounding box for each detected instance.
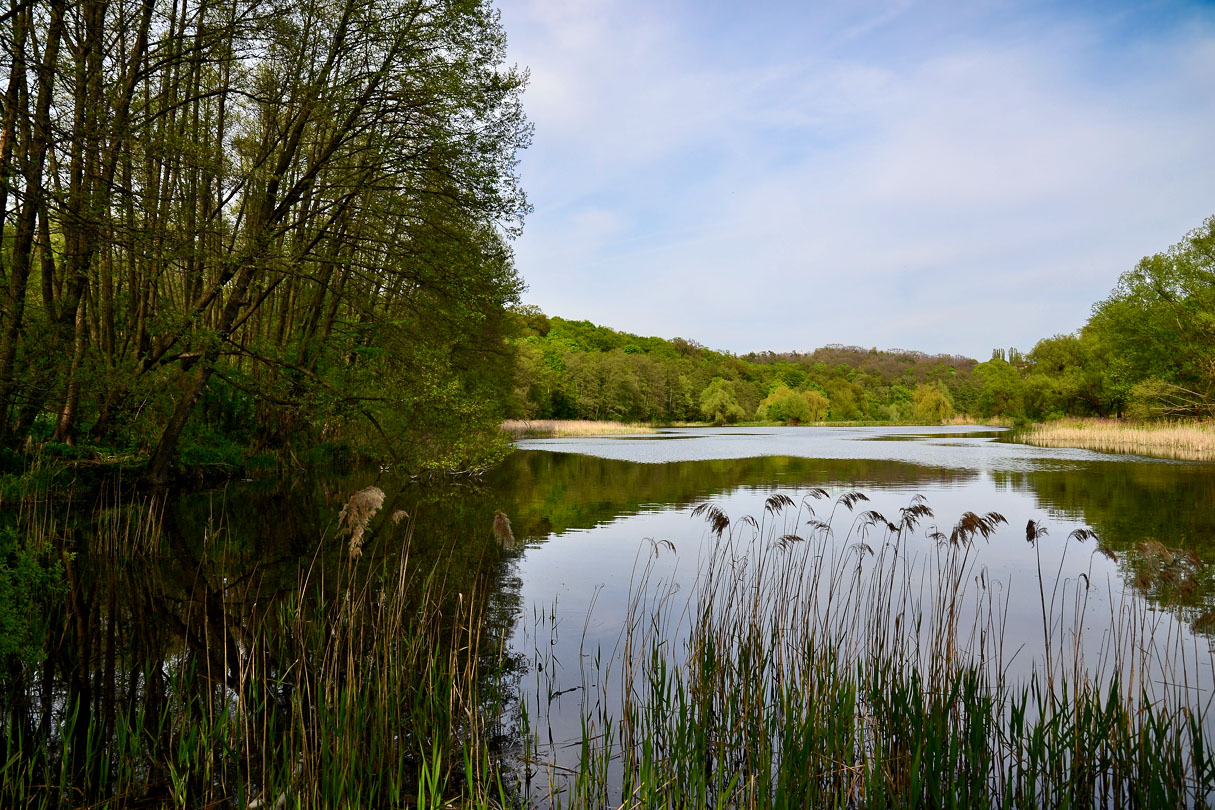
[947,415,1014,427]
[500,419,656,438]
[1023,417,1215,461]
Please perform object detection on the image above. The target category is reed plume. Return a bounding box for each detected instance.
[338,486,385,559]
[493,510,515,548]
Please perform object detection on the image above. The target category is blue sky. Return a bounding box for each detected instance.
[495,0,1215,359]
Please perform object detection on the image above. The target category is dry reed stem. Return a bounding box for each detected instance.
[500,419,656,439]
[1023,417,1215,461]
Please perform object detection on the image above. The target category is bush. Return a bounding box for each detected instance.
[699,379,745,425]
[757,385,829,424]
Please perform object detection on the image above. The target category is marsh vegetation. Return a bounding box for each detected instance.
[500,420,656,439]
[1021,418,1215,462]
[3,428,1215,806]
[520,493,1213,808]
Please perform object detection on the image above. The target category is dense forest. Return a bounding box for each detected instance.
[0,0,530,481]
[506,308,980,424]
[507,215,1215,427]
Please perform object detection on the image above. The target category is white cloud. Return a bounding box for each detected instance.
[498,0,1215,358]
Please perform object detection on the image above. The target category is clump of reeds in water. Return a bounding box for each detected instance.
[0,502,517,810]
[501,419,656,439]
[523,491,1215,808]
[1023,417,1215,461]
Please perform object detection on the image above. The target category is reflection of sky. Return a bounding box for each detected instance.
[497,0,1215,359]
[517,425,1182,470]
[508,427,1215,783]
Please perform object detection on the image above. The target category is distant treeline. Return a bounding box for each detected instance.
[506,310,981,424]
[508,215,1215,426]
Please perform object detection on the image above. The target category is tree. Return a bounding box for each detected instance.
[1024,332,1117,417]
[826,379,862,421]
[756,385,828,424]
[973,358,1024,418]
[699,379,744,425]
[1087,216,1215,417]
[912,383,954,424]
[0,0,531,479]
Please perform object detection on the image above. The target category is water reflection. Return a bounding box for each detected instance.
[4,426,1215,805]
[499,429,1215,797]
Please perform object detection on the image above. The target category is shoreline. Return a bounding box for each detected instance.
[1019,417,1215,462]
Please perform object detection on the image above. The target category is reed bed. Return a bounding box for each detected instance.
[521,492,1215,808]
[0,495,516,809]
[502,419,656,438]
[1023,417,1215,461]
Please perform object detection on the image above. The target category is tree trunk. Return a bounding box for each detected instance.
[146,364,209,484]
[53,300,88,443]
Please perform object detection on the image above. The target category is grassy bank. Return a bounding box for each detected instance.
[1022,417,1215,461]
[501,419,656,438]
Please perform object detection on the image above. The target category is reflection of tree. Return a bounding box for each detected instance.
[0,477,526,805]
[993,460,1215,632]
[489,451,978,543]
[992,462,1215,555]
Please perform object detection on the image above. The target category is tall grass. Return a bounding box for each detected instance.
[521,492,1215,808]
[7,481,1214,808]
[1023,417,1215,461]
[0,494,517,809]
[501,420,656,439]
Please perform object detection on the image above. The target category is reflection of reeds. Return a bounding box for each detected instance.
[522,492,1215,807]
[501,419,655,439]
[1,514,515,809]
[1023,417,1215,461]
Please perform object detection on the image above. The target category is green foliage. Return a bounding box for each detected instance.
[1125,378,1178,420]
[699,379,745,425]
[1088,217,1215,413]
[756,385,829,424]
[976,214,1215,424]
[974,359,1024,418]
[0,0,530,481]
[912,383,955,424]
[508,315,982,425]
[0,527,64,668]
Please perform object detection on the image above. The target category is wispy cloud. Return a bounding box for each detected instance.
[498,0,1215,357]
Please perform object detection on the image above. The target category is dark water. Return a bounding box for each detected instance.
[5,425,1215,801]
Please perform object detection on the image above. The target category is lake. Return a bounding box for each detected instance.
[5,424,1214,806]
[496,426,1215,793]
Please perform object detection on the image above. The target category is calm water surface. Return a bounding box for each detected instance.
[9,424,1215,800]
[499,425,1215,772]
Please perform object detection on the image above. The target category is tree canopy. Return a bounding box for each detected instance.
[0,0,530,478]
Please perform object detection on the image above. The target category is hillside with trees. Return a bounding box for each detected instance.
[506,309,980,424]
[508,215,1214,429]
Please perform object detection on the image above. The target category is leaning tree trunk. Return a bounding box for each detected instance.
[146,365,211,484]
